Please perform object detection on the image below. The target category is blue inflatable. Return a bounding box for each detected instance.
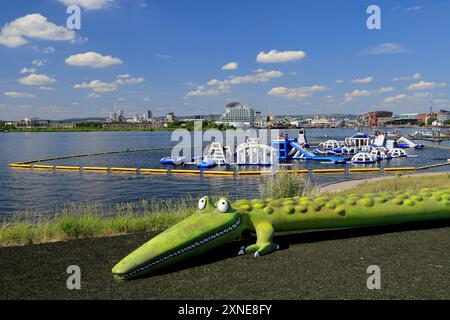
[160,157,190,165]
[196,159,216,168]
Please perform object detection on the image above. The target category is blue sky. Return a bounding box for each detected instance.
[0,0,449,120]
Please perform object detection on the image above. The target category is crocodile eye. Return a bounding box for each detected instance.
[217,199,229,213]
[198,197,207,210]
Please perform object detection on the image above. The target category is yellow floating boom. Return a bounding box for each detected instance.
[312,168,345,174]
[384,167,416,172]
[349,168,381,173]
[55,165,81,171]
[110,167,138,173]
[83,166,109,171]
[140,168,168,174]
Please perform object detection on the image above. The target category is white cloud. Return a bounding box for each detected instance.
[345,90,371,102]
[43,46,55,54]
[393,73,421,81]
[20,67,36,74]
[74,75,144,93]
[4,91,36,99]
[257,49,306,63]
[344,86,393,102]
[384,94,409,104]
[433,99,450,106]
[413,92,430,98]
[186,70,283,97]
[87,93,101,99]
[186,84,230,97]
[408,81,447,90]
[267,85,327,100]
[39,86,55,91]
[227,70,283,85]
[406,6,422,11]
[0,13,75,48]
[362,43,410,55]
[65,52,123,68]
[221,62,238,70]
[32,59,45,67]
[352,76,373,84]
[117,74,130,79]
[57,0,115,11]
[143,97,151,102]
[18,74,56,86]
[325,95,334,103]
[336,80,345,84]
[74,80,117,93]
[154,53,175,60]
[114,77,144,85]
[376,86,394,94]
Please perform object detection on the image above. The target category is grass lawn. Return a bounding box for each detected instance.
[333,173,450,196]
[1,173,449,247]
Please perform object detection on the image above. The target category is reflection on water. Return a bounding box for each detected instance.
[0,129,448,216]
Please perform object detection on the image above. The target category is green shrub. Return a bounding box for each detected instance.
[259,171,316,199]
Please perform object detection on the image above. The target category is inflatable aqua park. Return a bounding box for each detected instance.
[112,187,450,279]
[160,157,190,166]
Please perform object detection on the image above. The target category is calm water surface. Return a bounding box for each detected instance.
[0,129,449,217]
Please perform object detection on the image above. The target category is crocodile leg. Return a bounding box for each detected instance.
[239,221,279,257]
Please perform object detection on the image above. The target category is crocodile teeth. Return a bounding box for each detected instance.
[118,217,241,279]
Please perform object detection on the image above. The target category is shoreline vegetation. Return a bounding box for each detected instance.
[2,121,448,133]
[0,121,233,133]
[1,173,449,247]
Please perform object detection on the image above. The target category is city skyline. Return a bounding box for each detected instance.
[1,0,450,120]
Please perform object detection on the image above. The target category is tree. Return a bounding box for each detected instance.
[427,116,437,126]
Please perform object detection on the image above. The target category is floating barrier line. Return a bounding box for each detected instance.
[284,169,309,174]
[384,167,416,172]
[10,163,449,175]
[238,170,272,175]
[110,167,138,172]
[16,146,202,165]
[171,169,202,174]
[349,168,381,173]
[9,163,31,168]
[202,171,235,176]
[312,169,345,174]
[140,168,168,174]
[33,164,55,170]
[55,165,81,170]
[9,164,448,175]
[423,144,450,150]
[417,162,450,170]
[83,166,109,171]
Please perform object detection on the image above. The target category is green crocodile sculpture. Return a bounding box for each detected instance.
[112,187,450,280]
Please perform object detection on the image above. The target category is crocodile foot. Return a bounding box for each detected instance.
[239,242,279,257]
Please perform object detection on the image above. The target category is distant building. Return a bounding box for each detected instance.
[437,109,450,123]
[357,111,393,127]
[146,110,153,121]
[309,117,342,128]
[166,112,176,123]
[16,117,49,128]
[132,113,146,123]
[220,102,255,127]
[390,113,420,126]
[109,110,125,122]
[15,117,75,128]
